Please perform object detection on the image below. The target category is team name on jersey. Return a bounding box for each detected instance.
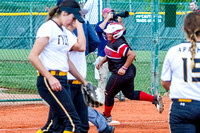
[179,46,200,53]
[58,35,68,45]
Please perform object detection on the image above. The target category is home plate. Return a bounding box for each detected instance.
[89,120,120,126]
[109,120,120,125]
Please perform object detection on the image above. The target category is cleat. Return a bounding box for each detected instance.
[152,95,164,113]
[102,112,112,123]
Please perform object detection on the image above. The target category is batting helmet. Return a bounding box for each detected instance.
[104,22,124,39]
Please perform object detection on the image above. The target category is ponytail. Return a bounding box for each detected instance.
[46,6,60,21]
[190,33,197,69]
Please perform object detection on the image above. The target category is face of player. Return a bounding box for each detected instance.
[106,33,114,41]
[61,11,76,28]
[190,2,197,11]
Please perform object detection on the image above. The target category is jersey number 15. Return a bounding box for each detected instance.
[183,58,200,82]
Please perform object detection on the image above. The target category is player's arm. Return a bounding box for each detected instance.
[28,37,62,92]
[118,49,136,75]
[161,80,171,91]
[70,20,86,52]
[96,56,108,70]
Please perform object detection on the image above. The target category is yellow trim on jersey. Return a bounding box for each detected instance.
[178,99,192,102]
[44,77,75,133]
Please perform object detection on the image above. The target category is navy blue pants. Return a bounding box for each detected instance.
[105,65,140,106]
[170,99,200,133]
[37,75,81,133]
[69,83,89,133]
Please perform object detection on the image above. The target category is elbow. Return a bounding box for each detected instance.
[161,80,170,91]
[79,47,86,52]
[28,53,33,63]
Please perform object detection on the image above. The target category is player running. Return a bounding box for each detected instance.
[161,12,200,133]
[96,22,164,122]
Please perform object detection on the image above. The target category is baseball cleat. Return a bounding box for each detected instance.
[152,95,164,113]
[102,112,112,123]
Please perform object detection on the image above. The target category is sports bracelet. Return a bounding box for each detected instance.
[122,66,128,70]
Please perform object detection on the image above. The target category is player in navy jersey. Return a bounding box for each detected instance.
[96,22,164,122]
[161,12,200,133]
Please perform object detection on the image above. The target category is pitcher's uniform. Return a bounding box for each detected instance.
[161,42,200,133]
[37,20,82,133]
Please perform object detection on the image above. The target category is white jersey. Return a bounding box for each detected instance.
[161,42,200,101]
[67,32,87,80]
[36,20,75,72]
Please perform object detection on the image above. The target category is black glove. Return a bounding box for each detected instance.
[82,82,103,107]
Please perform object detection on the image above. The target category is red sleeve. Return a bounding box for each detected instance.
[117,44,129,57]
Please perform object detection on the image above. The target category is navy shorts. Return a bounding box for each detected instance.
[170,99,200,133]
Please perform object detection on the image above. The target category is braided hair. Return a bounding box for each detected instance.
[184,12,200,69]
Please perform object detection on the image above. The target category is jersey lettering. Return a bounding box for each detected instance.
[58,35,68,45]
[182,58,200,82]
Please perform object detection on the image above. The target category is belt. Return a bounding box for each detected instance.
[172,99,192,103]
[68,80,82,84]
[38,70,67,76]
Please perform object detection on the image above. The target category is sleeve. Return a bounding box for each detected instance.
[67,31,77,50]
[161,50,172,81]
[36,23,52,39]
[117,43,130,57]
[95,22,104,33]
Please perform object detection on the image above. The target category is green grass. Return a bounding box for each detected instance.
[0,49,167,95]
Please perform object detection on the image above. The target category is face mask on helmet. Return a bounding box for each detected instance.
[104,22,123,39]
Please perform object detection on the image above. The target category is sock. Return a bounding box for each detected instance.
[104,105,113,117]
[139,91,154,102]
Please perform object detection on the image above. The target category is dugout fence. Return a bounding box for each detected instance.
[0,0,193,103]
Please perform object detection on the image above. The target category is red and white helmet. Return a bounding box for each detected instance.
[104,22,124,39]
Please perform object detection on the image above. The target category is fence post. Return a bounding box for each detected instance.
[30,1,33,49]
[151,0,159,95]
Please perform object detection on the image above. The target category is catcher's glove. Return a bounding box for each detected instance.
[82,82,103,107]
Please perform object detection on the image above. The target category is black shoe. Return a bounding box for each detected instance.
[100,125,115,133]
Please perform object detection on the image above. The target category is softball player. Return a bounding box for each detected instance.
[161,12,200,133]
[67,21,114,133]
[29,1,88,132]
[96,22,164,122]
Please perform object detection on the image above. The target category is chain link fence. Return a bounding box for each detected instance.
[0,0,194,103]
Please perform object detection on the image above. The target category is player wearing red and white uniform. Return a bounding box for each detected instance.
[96,22,164,122]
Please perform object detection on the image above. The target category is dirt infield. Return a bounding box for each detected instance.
[0,96,171,133]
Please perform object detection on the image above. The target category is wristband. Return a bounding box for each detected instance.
[122,66,128,70]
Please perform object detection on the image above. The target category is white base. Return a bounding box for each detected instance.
[89,120,120,126]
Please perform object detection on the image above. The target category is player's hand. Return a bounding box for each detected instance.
[47,76,62,92]
[118,68,126,75]
[96,63,102,70]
